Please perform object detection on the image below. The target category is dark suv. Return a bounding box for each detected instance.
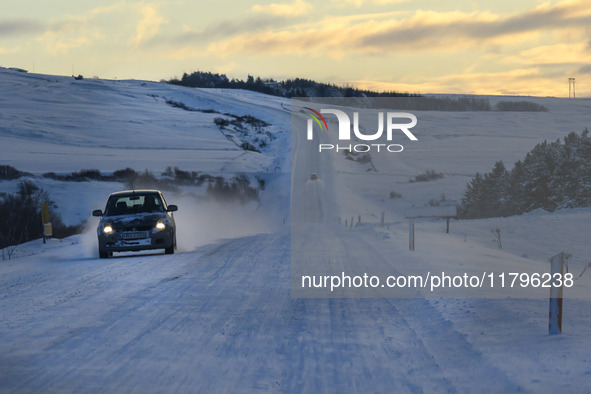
[92,190,178,258]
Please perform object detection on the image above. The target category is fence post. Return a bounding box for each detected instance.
[549,252,565,335]
[404,206,456,252]
[409,218,415,251]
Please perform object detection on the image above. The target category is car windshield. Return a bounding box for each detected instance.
[104,194,164,216]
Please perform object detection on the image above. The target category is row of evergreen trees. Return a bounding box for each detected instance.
[168,71,416,98]
[168,72,547,112]
[461,129,591,218]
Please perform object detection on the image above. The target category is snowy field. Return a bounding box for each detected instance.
[1,67,591,392]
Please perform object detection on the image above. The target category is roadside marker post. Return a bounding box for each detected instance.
[41,202,52,244]
[549,252,566,335]
[409,218,415,250]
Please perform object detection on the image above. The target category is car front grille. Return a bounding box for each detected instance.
[119,225,152,232]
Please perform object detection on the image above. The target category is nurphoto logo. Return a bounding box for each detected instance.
[304,107,418,153]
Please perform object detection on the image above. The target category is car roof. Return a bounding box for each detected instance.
[108,190,161,198]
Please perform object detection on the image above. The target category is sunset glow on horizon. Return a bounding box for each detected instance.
[2,0,590,97]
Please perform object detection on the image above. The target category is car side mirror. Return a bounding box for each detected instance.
[166,205,178,212]
[92,209,103,217]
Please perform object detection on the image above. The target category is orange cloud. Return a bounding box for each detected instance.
[353,68,572,97]
[502,43,591,66]
[130,3,167,48]
[35,21,104,56]
[332,0,408,7]
[0,46,20,55]
[252,0,312,17]
[208,0,591,56]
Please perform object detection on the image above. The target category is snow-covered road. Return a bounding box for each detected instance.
[1,233,533,393]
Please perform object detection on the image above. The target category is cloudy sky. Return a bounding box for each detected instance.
[2,0,590,96]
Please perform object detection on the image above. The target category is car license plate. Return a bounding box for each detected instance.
[121,231,148,240]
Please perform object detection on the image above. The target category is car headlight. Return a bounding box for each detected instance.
[155,221,166,230]
[103,224,113,234]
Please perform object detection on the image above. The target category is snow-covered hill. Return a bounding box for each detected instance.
[1,67,591,392]
[0,67,290,174]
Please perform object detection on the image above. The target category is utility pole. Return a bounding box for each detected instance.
[568,78,576,98]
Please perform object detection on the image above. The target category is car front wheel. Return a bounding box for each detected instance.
[99,248,112,259]
[165,236,176,255]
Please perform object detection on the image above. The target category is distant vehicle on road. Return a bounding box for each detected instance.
[310,173,319,180]
[92,190,177,258]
